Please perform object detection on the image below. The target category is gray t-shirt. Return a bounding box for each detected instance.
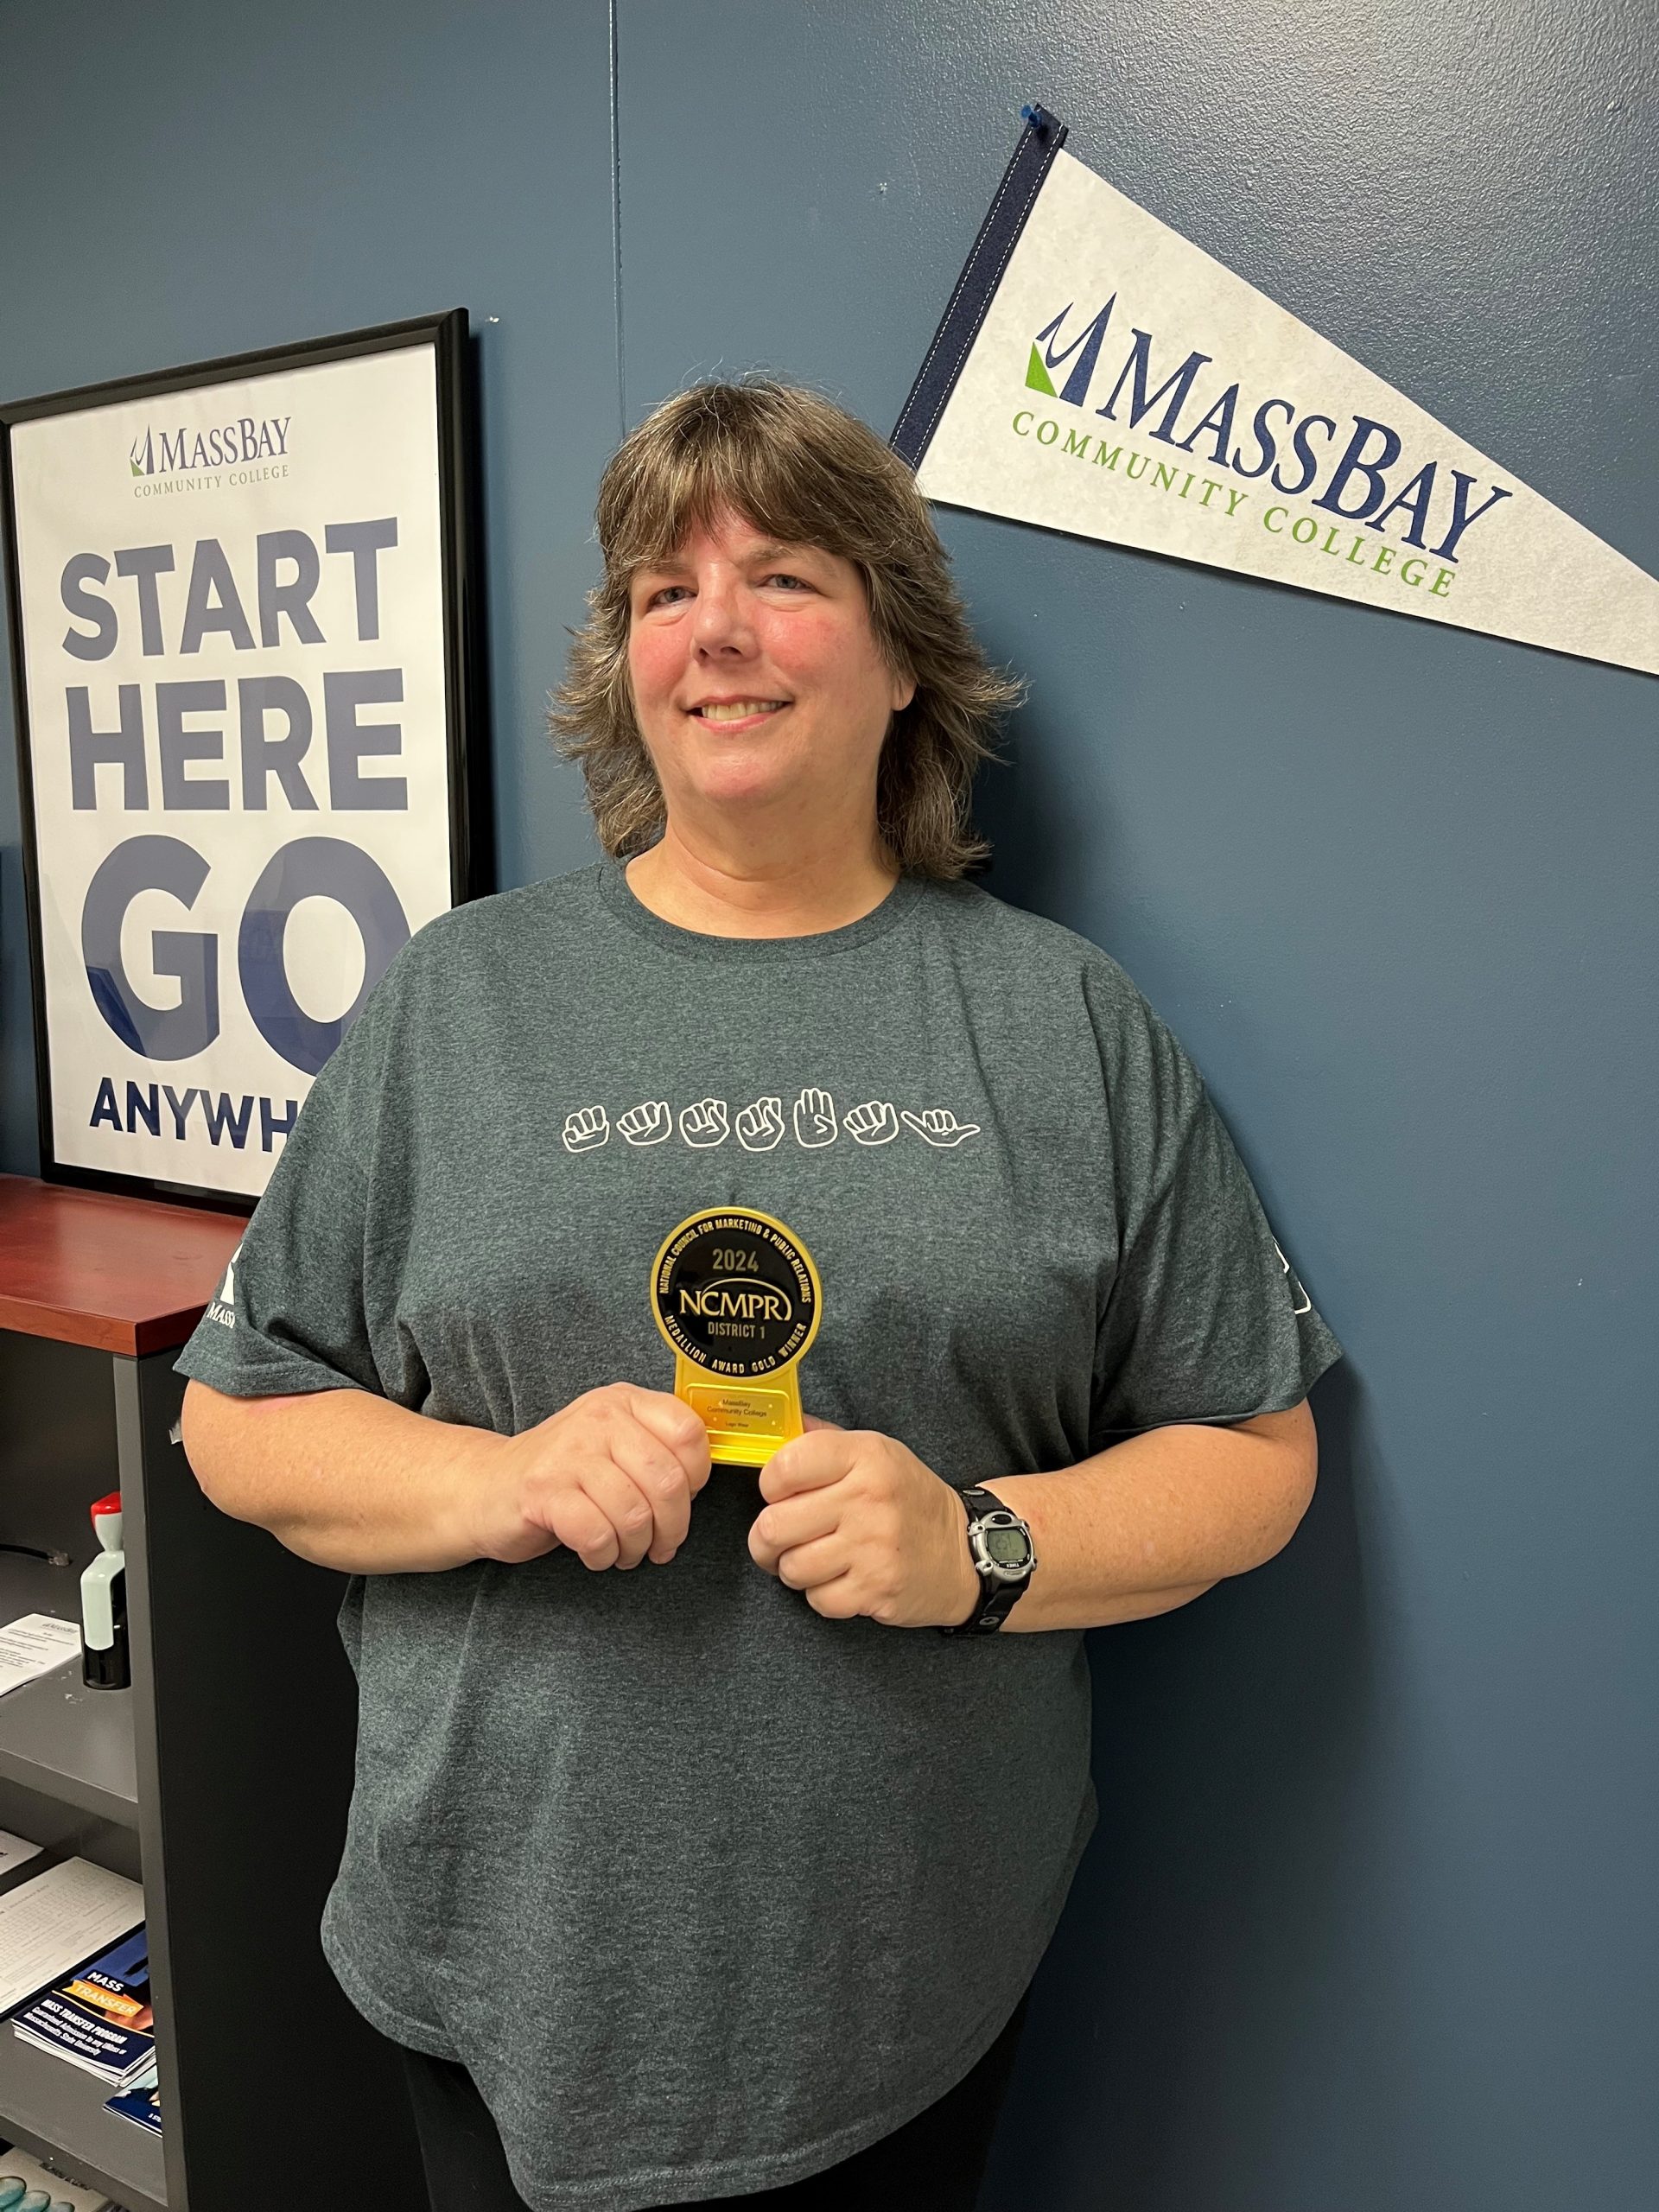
[177,861,1341,2211]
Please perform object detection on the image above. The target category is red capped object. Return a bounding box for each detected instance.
[91,1491,123,1518]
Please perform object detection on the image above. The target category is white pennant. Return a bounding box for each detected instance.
[913,149,1659,679]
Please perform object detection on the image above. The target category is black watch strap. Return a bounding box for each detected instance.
[940,1485,1034,1637]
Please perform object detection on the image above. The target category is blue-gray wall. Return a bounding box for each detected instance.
[3,5,1655,2208]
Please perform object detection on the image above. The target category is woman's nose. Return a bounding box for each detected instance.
[691,578,756,655]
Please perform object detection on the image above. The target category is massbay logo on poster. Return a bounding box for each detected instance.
[129,411,292,481]
[899,130,1658,677]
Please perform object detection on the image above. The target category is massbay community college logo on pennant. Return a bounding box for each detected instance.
[893,107,1658,679]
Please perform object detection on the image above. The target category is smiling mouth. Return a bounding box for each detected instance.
[689,699,789,722]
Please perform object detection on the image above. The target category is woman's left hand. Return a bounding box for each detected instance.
[747,1420,980,1628]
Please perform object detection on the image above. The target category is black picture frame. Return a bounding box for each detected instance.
[1,309,482,1213]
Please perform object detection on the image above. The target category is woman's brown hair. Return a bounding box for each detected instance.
[551,379,1021,877]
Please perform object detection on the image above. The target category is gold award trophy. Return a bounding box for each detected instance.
[651,1207,823,1468]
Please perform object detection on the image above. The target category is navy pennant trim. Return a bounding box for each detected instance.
[890,103,1069,473]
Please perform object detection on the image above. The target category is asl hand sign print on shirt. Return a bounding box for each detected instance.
[618,1101,672,1147]
[563,1105,610,1154]
[844,1099,899,1146]
[679,1097,730,1148]
[735,1096,785,1151]
[900,1108,982,1147]
[792,1087,837,1148]
[561,1090,982,1157]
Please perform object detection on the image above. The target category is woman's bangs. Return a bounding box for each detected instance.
[616,434,850,582]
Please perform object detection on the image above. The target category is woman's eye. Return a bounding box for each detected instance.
[645,583,691,609]
[764,572,810,591]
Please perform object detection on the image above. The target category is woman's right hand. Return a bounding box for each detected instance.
[468,1384,712,1570]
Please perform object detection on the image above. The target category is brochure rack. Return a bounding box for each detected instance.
[0,1175,422,2209]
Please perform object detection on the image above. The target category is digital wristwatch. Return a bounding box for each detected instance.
[939,1484,1037,1636]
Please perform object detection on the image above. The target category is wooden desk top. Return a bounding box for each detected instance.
[0,1175,246,1356]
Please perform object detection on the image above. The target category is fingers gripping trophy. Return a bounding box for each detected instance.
[651,1209,823,1468]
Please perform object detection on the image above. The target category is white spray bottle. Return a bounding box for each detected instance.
[79,1491,129,1692]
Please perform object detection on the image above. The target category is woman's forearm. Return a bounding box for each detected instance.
[181,1379,496,1574]
[982,1402,1317,1631]
[183,1376,1317,1621]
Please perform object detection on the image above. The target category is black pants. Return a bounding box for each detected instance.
[397,1994,1029,2211]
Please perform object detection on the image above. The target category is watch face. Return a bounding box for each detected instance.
[983,1524,1032,1568]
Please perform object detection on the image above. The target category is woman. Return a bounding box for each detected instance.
[179,379,1341,2212]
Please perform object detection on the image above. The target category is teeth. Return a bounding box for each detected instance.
[695,700,785,721]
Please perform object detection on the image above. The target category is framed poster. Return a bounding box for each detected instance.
[2,310,478,1209]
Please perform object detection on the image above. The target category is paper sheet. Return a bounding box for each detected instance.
[0,1829,43,1879]
[0,1859,143,2015]
[0,1612,82,1699]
